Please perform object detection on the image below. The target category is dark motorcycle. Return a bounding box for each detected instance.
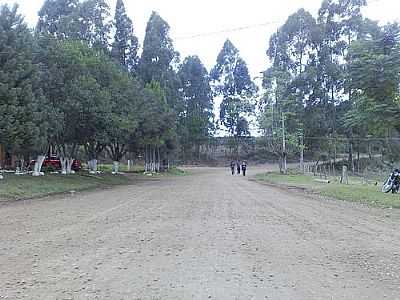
[382,169,400,193]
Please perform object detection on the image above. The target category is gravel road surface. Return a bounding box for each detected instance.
[1,167,400,299]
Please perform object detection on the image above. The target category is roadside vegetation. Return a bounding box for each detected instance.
[258,0,400,173]
[0,0,217,176]
[0,165,188,201]
[164,167,190,177]
[255,172,400,209]
[0,173,132,201]
[96,163,144,174]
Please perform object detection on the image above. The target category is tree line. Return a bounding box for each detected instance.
[259,0,400,170]
[3,0,398,175]
[0,0,259,175]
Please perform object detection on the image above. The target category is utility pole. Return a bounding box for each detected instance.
[300,132,304,174]
[282,113,287,174]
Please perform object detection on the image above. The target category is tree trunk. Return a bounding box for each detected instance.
[88,159,98,174]
[368,142,372,160]
[197,143,201,161]
[148,146,151,172]
[66,158,74,174]
[154,146,157,173]
[112,161,119,174]
[334,138,337,165]
[157,147,161,173]
[348,142,354,173]
[150,146,154,173]
[32,155,46,176]
[155,147,158,173]
[153,146,156,172]
[341,165,349,184]
[60,157,67,175]
[283,153,287,175]
[144,146,148,173]
[15,158,23,175]
[154,146,157,172]
[147,146,150,172]
[147,145,150,173]
[21,158,26,173]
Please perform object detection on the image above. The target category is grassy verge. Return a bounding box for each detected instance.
[95,163,144,173]
[0,173,133,201]
[0,166,188,201]
[255,172,400,209]
[96,164,188,176]
[165,167,189,176]
[141,167,190,177]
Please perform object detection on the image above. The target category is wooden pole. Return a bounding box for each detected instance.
[282,114,287,174]
[300,134,304,174]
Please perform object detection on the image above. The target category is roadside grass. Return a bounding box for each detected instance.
[87,163,186,176]
[95,163,144,173]
[0,173,132,201]
[142,167,190,177]
[0,166,188,201]
[165,167,189,176]
[255,172,400,209]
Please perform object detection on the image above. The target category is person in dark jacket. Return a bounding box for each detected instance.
[230,161,236,175]
[236,161,241,175]
[241,161,247,176]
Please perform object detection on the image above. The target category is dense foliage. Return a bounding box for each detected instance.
[211,40,257,156]
[259,0,400,165]
[1,0,399,172]
[0,1,216,172]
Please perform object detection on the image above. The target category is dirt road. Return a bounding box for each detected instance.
[1,167,400,299]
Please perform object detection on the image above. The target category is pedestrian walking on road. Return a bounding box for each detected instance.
[230,161,236,175]
[236,161,241,175]
[241,161,247,176]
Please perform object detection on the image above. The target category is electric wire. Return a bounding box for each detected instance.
[175,0,387,41]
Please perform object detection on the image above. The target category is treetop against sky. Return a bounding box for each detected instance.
[3,0,399,78]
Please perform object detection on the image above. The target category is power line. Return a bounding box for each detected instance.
[174,0,395,41]
[368,0,386,4]
[303,137,400,142]
[263,136,400,142]
[175,20,282,41]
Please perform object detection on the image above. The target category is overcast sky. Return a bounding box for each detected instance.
[2,0,399,79]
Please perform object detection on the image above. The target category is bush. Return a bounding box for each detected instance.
[42,164,57,173]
